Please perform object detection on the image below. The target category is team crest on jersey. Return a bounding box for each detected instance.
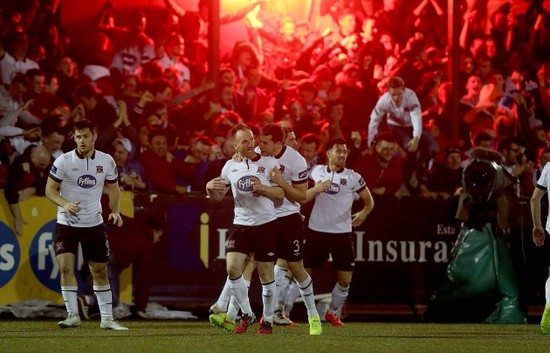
[340,178,347,186]
[279,165,285,173]
[96,165,103,173]
[226,239,236,249]
[257,166,266,174]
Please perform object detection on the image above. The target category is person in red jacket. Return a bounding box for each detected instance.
[139,128,194,194]
[353,130,405,198]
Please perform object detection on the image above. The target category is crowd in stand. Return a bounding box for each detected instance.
[2,0,550,211]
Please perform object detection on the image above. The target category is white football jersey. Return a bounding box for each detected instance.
[221,154,280,226]
[536,162,550,233]
[49,150,118,227]
[308,165,367,233]
[272,146,309,217]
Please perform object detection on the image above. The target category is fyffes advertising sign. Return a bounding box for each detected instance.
[0,221,20,288]
[29,220,84,292]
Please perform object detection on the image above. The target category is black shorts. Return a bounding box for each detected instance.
[226,220,277,262]
[275,213,305,262]
[54,223,110,263]
[303,229,355,271]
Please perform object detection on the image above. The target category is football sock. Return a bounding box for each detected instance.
[298,275,319,317]
[61,286,78,315]
[215,278,231,311]
[229,275,252,316]
[262,280,276,324]
[274,265,289,309]
[228,279,249,321]
[284,280,301,316]
[329,283,349,313]
[94,284,113,320]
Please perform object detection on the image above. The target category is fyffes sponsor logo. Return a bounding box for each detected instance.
[77,175,97,188]
[237,176,260,192]
[325,183,340,194]
[29,221,84,292]
[0,222,20,288]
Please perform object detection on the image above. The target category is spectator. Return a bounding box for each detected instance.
[236,65,271,122]
[368,76,439,185]
[187,83,238,137]
[41,116,65,159]
[112,137,148,191]
[497,136,534,198]
[4,145,51,235]
[99,8,155,76]
[44,72,60,95]
[323,99,350,142]
[460,75,482,108]
[463,83,502,144]
[354,130,405,198]
[139,129,193,195]
[477,57,494,84]
[0,73,40,128]
[204,131,235,183]
[25,68,65,122]
[283,126,299,150]
[71,83,120,150]
[54,56,79,107]
[421,145,464,200]
[176,135,214,192]
[390,37,429,91]
[336,63,369,132]
[163,0,262,63]
[0,117,43,160]
[141,101,177,147]
[297,79,324,116]
[310,64,334,104]
[0,32,39,85]
[299,133,321,172]
[158,33,191,90]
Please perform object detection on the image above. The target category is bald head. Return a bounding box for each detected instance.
[31,145,51,170]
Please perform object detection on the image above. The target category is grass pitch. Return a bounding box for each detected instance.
[1,320,549,353]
